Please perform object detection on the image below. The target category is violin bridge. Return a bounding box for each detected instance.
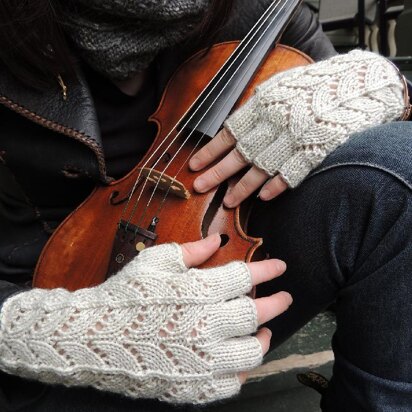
[140,167,190,199]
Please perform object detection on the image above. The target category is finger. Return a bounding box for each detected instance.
[213,335,263,372]
[223,166,269,208]
[188,258,286,302]
[238,327,272,384]
[254,292,293,325]
[181,233,221,268]
[247,259,287,286]
[189,128,236,171]
[193,148,248,193]
[259,175,288,201]
[210,297,258,339]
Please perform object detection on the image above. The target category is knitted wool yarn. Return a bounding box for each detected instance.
[0,243,262,404]
[61,0,210,80]
[225,50,407,187]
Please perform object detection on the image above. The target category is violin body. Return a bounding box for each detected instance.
[33,43,312,291]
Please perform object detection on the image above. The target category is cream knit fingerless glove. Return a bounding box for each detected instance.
[0,244,261,404]
[225,50,407,187]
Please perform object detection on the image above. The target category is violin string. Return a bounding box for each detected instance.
[121,0,283,229]
[134,0,286,227]
[134,0,289,228]
[121,0,282,231]
[119,0,281,229]
[136,0,290,226]
[153,0,293,220]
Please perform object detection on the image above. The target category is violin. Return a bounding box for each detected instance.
[33,0,312,291]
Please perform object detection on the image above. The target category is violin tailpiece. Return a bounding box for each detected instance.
[106,220,158,278]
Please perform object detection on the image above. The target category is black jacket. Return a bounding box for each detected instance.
[0,2,336,410]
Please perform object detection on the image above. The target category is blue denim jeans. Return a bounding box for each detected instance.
[8,122,412,411]
[250,121,412,411]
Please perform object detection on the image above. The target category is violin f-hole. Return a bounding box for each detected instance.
[219,234,230,247]
[201,181,228,238]
[110,190,128,205]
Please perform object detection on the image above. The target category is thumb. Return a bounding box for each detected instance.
[181,233,222,268]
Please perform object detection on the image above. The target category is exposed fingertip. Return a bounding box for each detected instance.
[206,232,221,244]
[277,291,293,307]
[193,178,207,193]
[223,193,235,208]
[259,189,271,201]
[262,327,272,339]
[189,158,201,171]
[274,259,287,273]
[264,259,287,275]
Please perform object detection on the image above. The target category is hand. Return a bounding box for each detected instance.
[180,234,292,384]
[191,50,406,197]
[0,234,292,404]
[189,128,288,208]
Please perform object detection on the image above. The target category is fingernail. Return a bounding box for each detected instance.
[224,193,234,207]
[259,189,270,201]
[266,329,272,339]
[194,178,206,192]
[190,158,200,171]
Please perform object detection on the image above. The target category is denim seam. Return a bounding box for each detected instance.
[307,162,412,192]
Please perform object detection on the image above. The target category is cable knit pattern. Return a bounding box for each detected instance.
[225,50,407,187]
[0,243,261,404]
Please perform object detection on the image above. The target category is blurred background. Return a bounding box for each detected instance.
[200,2,412,411]
[308,0,412,78]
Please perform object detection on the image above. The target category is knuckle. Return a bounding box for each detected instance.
[236,178,251,195]
[211,166,225,182]
[201,145,215,162]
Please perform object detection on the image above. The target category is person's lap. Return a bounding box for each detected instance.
[250,121,412,411]
[8,122,412,411]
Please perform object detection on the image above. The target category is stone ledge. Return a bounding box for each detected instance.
[248,350,334,381]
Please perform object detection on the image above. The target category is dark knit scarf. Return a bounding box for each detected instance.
[61,0,210,80]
